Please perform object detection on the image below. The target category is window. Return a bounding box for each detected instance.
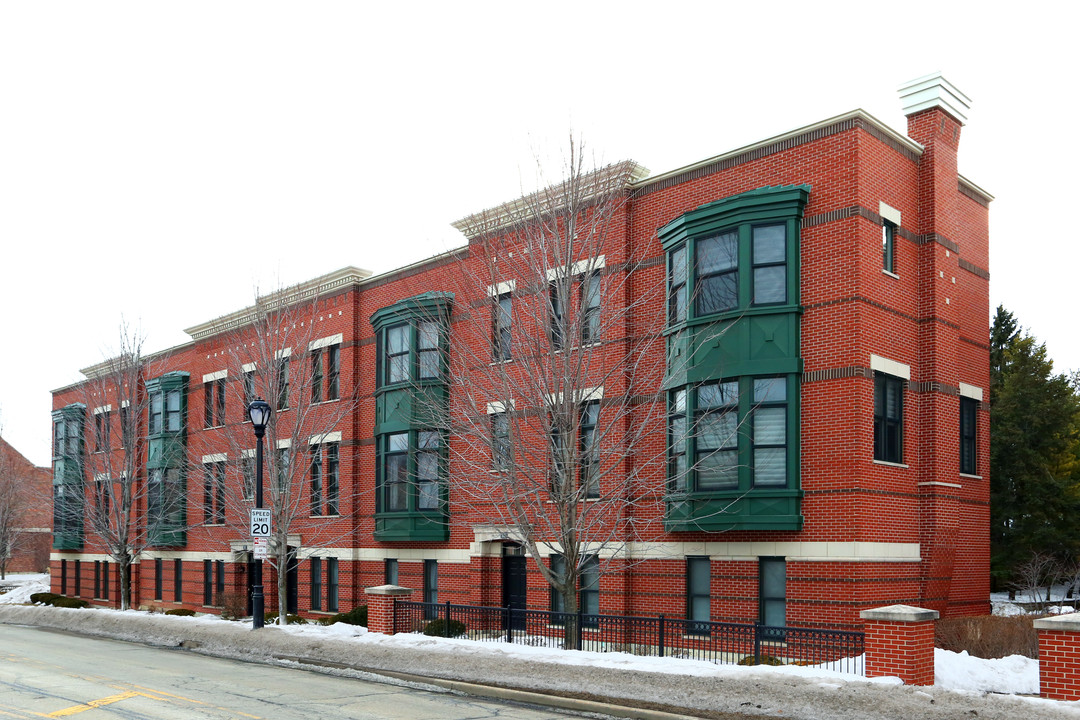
[203,461,225,525]
[148,468,185,540]
[418,321,440,380]
[53,405,86,550]
[276,447,291,493]
[752,224,786,305]
[94,561,101,599]
[243,368,256,408]
[311,348,323,404]
[203,559,214,606]
[662,185,808,326]
[493,293,512,361]
[276,357,290,410]
[549,280,566,350]
[549,554,599,626]
[311,557,323,611]
[695,231,738,315]
[216,560,225,601]
[327,344,340,400]
[327,558,339,612]
[119,404,132,448]
[174,559,183,603]
[102,561,109,600]
[670,376,795,495]
[74,560,81,597]
[241,454,255,500]
[669,246,687,324]
[873,373,904,463]
[424,559,438,606]
[882,220,897,274]
[695,381,739,490]
[581,273,601,344]
[384,558,398,585]
[378,431,442,513]
[579,401,599,498]
[752,379,787,487]
[385,324,410,384]
[61,560,68,595]
[150,388,183,434]
[960,396,978,475]
[686,557,711,632]
[204,377,225,428]
[309,441,340,516]
[759,558,786,633]
[154,558,162,600]
[95,476,111,518]
[491,412,511,471]
[94,410,110,452]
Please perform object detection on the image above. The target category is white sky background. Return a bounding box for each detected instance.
[1,2,1075,466]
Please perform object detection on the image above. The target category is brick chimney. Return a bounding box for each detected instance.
[899,72,971,238]
[899,73,973,614]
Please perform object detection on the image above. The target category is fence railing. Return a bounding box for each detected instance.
[394,599,864,675]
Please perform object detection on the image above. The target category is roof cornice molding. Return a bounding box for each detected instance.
[183,266,372,341]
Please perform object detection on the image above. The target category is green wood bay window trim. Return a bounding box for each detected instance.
[660,186,808,533]
[52,404,86,550]
[660,185,810,331]
[146,372,189,546]
[371,293,453,541]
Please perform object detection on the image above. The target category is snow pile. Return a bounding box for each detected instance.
[935,649,1039,694]
[0,573,49,605]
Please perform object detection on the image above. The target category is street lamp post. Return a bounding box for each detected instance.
[247,398,272,630]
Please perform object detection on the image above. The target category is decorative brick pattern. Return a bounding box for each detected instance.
[1034,615,1080,701]
[860,605,938,685]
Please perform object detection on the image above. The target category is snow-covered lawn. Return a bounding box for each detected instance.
[0,572,1047,698]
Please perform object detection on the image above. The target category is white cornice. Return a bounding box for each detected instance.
[183,266,372,341]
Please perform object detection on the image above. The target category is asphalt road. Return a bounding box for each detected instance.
[0,624,587,720]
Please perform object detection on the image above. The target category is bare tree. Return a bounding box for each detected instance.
[425,140,709,647]
[0,441,33,580]
[188,276,365,625]
[78,323,165,609]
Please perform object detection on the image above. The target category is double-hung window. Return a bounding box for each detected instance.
[310,441,340,516]
[204,375,225,428]
[276,356,290,410]
[380,320,443,386]
[94,409,111,452]
[695,231,738,315]
[310,338,342,403]
[694,381,739,490]
[580,273,601,344]
[960,396,977,475]
[378,430,442,513]
[491,411,511,471]
[203,460,226,525]
[873,373,904,464]
[579,401,600,498]
[493,293,512,361]
[549,554,599,626]
[751,379,787,486]
[550,401,600,498]
[150,388,183,434]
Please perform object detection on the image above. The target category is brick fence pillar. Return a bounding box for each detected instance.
[859,604,939,685]
[1033,613,1080,701]
[363,585,414,635]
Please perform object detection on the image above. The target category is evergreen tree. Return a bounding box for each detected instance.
[990,306,1080,589]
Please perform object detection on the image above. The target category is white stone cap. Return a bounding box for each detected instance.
[899,72,971,125]
[364,584,414,597]
[1033,613,1080,633]
[860,604,940,622]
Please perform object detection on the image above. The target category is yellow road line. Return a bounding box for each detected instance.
[46,691,143,717]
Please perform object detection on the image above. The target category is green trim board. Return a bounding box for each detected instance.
[145,372,189,547]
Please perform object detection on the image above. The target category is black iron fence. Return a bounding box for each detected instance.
[394,599,864,675]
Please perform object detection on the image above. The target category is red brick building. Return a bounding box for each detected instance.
[1,436,51,575]
[50,74,990,629]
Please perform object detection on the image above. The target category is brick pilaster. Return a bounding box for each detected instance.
[860,605,939,685]
[363,585,414,635]
[1034,614,1080,700]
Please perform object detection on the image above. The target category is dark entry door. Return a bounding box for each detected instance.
[502,552,527,629]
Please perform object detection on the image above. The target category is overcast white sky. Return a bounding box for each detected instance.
[1,2,1075,467]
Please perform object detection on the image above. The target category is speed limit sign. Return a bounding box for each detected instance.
[250,508,272,538]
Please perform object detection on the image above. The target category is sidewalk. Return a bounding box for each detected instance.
[1,605,1076,720]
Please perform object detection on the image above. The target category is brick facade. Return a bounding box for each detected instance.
[50,78,990,633]
[0,437,51,575]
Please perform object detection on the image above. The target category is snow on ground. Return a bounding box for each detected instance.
[0,571,1051,700]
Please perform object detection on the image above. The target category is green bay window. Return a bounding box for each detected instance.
[660,186,808,532]
[146,372,189,546]
[52,404,86,550]
[371,292,453,541]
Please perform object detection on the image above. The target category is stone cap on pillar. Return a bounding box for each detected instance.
[364,584,414,597]
[860,604,940,623]
[1033,613,1080,632]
